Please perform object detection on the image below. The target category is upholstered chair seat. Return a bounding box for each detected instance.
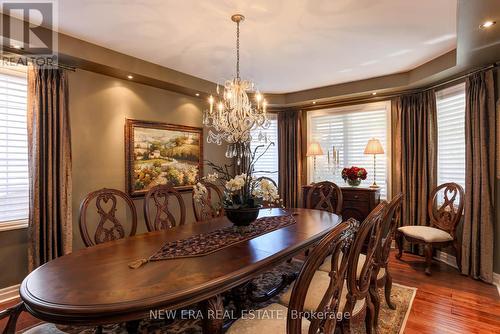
[225,303,310,334]
[279,271,366,316]
[397,225,453,243]
[318,253,385,280]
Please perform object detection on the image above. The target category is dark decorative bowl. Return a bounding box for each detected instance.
[224,207,260,226]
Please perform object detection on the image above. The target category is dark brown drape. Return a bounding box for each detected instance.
[27,66,72,271]
[278,110,302,208]
[392,91,437,252]
[461,70,496,283]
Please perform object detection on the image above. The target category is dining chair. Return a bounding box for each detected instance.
[369,193,403,326]
[318,194,403,312]
[306,181,343,215]
[396,183,464,275]
[280,202,387,334]
[144,184,186,231]
[226,219,359,334]
[192,181,224,222]
[79,188,138,247]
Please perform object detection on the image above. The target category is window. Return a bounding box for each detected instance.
[308,102,391,198]
[436,83,466,190]
[250,113,279,185]
[0,64,28,229]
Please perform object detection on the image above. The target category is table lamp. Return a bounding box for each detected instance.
[307,141,324,182]
[364,138,384,188]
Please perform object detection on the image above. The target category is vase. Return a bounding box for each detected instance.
[224,207,260,226]
[347,179,362,187]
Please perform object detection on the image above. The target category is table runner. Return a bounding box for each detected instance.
[128,214,296,269]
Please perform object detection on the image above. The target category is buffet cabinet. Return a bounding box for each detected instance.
[301,185,381,222]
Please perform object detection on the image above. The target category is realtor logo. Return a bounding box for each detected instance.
[1,0,58,65]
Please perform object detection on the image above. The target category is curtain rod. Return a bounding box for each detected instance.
[291,61,499,112]
[424,61,499,92]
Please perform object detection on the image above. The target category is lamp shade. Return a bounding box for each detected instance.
[364,138,384,155]
[306,142,324,156]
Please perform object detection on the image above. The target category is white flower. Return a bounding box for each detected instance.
[253,179,280,204]
[193,182,208,202]
[225,173,247,192]
[204,172,219,183]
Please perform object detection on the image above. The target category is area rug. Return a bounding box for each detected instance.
[23,262,416,334]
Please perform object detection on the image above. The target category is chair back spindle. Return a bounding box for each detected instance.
[192,181,224,222]
[79,188,137,247]
[144,185,186,231]
[306,181,343,215]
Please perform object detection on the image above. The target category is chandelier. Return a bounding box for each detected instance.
[203,14,269,159]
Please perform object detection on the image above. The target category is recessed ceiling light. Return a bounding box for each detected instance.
[480,21,496,29]
[312,101,316,105]
[195,93,200,97]
[127,75,134,80]
[372,92,377,96]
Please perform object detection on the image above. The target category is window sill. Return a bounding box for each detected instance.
[0,219,28,232]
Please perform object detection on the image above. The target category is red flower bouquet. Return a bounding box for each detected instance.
[341,166,367,187]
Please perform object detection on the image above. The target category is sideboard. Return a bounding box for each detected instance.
[302,185,381,222]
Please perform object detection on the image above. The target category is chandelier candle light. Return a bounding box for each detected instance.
[203,14,269,163]
[364,138,384,188]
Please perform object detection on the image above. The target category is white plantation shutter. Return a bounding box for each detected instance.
[0,65,28,225]
[250,113,279,185]
[308,102,390,198]
[436,83,466,190]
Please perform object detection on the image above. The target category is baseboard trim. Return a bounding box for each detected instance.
[434,250,458,269]
[0,284,20,304]
[434,251,500,296]
[493,272,500,297]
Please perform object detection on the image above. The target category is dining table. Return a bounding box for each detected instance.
[16,208,341,334]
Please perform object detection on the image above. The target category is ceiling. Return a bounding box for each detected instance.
[52,0,456,93]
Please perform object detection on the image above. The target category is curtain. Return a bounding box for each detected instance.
[392,91,437,252]
[461,70,496,283]
[27,66,72,271]
[278,110,302,208]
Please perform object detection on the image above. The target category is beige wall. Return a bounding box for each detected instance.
[0,69,227,288]
[69,69,227,250]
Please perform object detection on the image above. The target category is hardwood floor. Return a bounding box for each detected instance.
[389,250,500,334]
[1,250,499,333]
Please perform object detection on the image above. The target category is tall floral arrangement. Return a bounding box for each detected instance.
[193,143,281,209]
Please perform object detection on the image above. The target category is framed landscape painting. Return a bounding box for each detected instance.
[125,119,203,197]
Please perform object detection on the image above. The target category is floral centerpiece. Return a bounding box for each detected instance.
[193,143,281,226]
[341,166,367,187]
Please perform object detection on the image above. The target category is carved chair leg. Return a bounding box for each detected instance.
[395,232,404,260]
[364,294,375,334]
[201,294,224,334]
[0,301,26,334]
[369,281,380,329]
[341,297,355,334]
[424,243,433,275]
[384,268,396,310]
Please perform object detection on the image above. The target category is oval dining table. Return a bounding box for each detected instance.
[17,208,341,334]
